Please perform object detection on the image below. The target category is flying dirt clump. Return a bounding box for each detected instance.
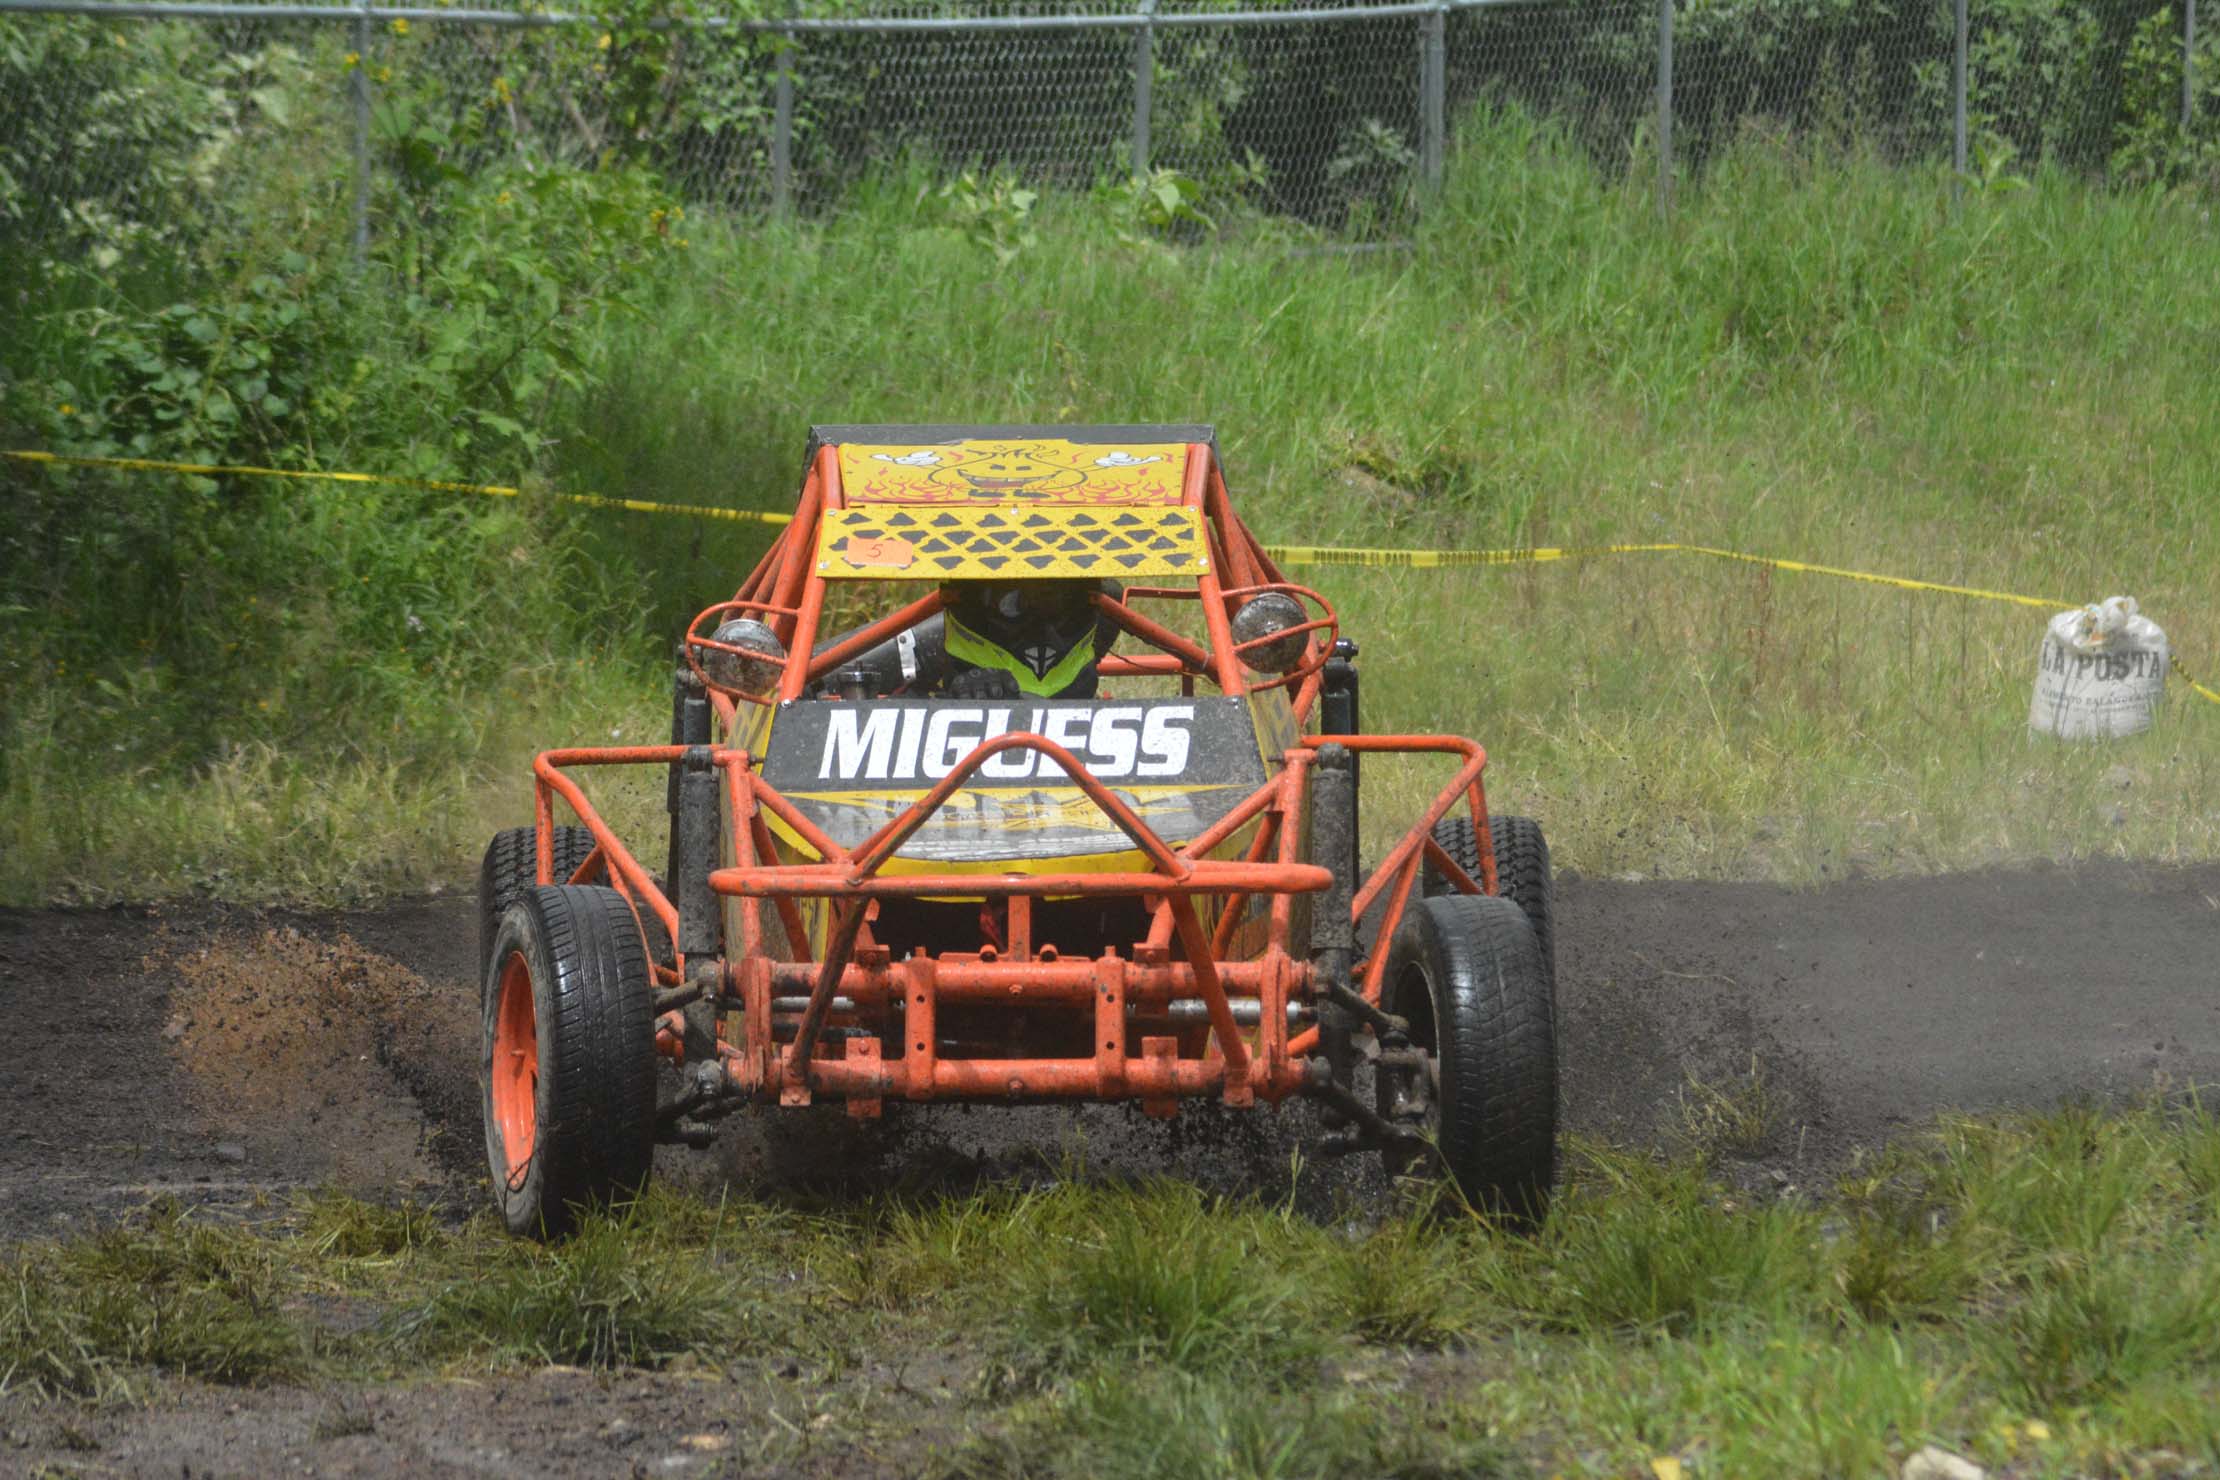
[155,928,477,1197]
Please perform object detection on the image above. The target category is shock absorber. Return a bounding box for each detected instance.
[1319,637,1360,884]
[1310,743,1358,1124]
[669,655,720,1066]
[666,654,711,887]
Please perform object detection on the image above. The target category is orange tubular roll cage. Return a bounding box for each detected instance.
[526,439,1502,1113]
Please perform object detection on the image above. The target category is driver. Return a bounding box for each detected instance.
[940,579,1120,701]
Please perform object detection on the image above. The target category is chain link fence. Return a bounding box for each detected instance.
[1,0,2213,259]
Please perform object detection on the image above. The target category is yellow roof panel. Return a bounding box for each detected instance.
[838,438,1189,506]
[816,505,1209,580]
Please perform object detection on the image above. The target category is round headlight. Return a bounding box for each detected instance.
[1230,591,1310,674]
[703,617,785,696]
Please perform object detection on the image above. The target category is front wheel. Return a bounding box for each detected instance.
[482,884,657,1238]
[1376,893,1557,1224]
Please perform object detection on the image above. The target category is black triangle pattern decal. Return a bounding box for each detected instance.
[818,508,1207,578]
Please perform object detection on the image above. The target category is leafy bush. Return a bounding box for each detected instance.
[0,15,275,263]
[0,7,681,794]
[2110,3,2220,184]
[1092,167,1218,245]
[933,169,1042,264]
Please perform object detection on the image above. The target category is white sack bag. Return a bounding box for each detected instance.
[2029,595,2168,740]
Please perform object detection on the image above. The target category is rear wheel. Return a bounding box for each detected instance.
[482,884,657,1238]
[1376,893,1557,1224]
[478,826,597,977]
[1422,815,1554,985]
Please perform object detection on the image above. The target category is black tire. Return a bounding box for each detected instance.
[1423,815,1554,986]
[481,884,657,1238]
[478,825,597,977]
[1377,893,1558,1223]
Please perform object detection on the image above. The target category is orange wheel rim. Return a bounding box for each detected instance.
[492,949,538,1187]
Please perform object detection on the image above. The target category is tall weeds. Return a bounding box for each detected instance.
[7,110,2218,901]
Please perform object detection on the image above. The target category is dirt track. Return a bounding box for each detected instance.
[5,861,2216,1240]
[3,863,2217,1476]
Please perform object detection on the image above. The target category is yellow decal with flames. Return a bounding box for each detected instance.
[838,439,1189,506]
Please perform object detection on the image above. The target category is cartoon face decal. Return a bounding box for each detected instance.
[839,440,1188,506]
[941,448,1087,498]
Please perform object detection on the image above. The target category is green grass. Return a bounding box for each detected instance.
[934,1366,1515,1480]
[388,1201,749,1369]
[0,1201,306,1400]
[6,115,2220,901]
[0,647,670,903]
[6,1103,2220,1474]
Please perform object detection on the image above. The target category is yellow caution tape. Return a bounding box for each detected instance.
[1256,540,1684,570]
[1263,540,2219,706]
[2171,655,2220,707]
[0,449,792,527]
[1260,539,2068,606]
[9,448,2212,706]
[1660,543,2071,611]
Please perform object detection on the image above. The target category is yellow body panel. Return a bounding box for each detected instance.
[1248,687,1300,769]
[756,783,1247,874]
[839,439,1189,505]
[727,699,774,759]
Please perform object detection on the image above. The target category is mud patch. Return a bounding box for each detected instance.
[1555,860,2220,1176]
[7,860,2219,1239]
[0,905,487,1240]
[0,1366,958,1479]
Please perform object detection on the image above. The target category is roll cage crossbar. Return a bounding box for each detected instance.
[683,444,1338,709]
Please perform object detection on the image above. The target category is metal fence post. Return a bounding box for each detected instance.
[771,4,795,215]
[1421,0,1445,195]
[2187,0,2198,134]
[1952,0,1968,197]
[1131,0,1156,177]
[350,0,370,266]
[1655,0,1672,215]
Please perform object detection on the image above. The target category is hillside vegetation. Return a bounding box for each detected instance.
[4,111,2218,901]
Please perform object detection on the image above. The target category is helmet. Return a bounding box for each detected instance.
[942,579,1119,699]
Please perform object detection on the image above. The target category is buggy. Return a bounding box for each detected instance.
[478,425,1557,1235]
